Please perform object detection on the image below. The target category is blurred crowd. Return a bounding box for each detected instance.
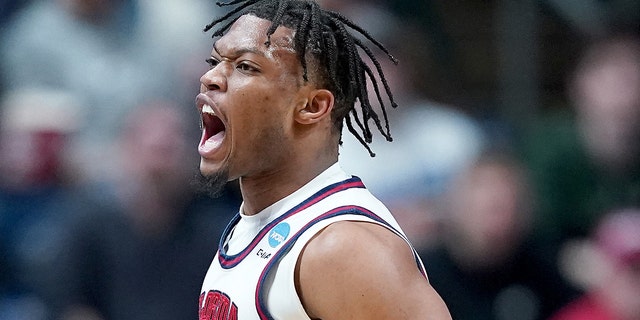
[1,0,639,320]
[0,1,241,319]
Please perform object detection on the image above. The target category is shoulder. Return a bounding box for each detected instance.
[302,220,407,266]
[296,220,451,320]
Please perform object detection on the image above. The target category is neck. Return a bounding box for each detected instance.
[239,153,337,216]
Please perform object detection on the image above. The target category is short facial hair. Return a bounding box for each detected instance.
[192,168,230,198]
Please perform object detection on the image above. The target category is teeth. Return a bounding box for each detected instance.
[202,104,215,115]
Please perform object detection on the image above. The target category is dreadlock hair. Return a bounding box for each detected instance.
[204,0,398,157]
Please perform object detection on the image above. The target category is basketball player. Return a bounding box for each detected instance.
[195,0,452,319]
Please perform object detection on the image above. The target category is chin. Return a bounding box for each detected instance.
[194,165,230,198]
[199,157,224,175]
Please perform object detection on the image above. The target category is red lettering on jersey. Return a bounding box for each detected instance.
[199,290,238,320]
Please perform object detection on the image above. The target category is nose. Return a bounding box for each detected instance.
[200,65,227,92]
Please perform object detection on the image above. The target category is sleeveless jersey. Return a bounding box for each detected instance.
[199,164,426,320]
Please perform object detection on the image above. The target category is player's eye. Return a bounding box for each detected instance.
[237,62,258,73]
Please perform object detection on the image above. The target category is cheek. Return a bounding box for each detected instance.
[229,109,290,174]
[232,92,272,125]
[225,76,297,141]
[229,92,284,147]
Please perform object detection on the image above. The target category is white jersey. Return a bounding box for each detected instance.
[199,164,425,320]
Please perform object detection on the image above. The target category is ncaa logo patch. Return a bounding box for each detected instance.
[268,222,290,248]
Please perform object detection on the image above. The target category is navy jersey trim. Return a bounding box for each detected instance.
[217,176,365,268]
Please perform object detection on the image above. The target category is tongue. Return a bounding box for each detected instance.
[200,131,225,153]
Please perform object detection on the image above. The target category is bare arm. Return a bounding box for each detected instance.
[295,221,451,320]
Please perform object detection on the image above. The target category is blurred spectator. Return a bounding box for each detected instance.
[336,1,485,250]
[0,87,84,320]
[0,0,27,28]
[420,151,578,320]
[53,101,239,320]
[524,34,640,245]
[340,104,486,250]
[0,0,218,183]
[550,209,640,320]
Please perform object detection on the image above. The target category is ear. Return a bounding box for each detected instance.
[295,89,334,125]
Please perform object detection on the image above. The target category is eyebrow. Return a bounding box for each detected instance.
[212,42,266,59]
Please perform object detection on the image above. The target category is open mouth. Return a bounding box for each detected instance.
[199,104,226,155]
[201,105,225,138]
